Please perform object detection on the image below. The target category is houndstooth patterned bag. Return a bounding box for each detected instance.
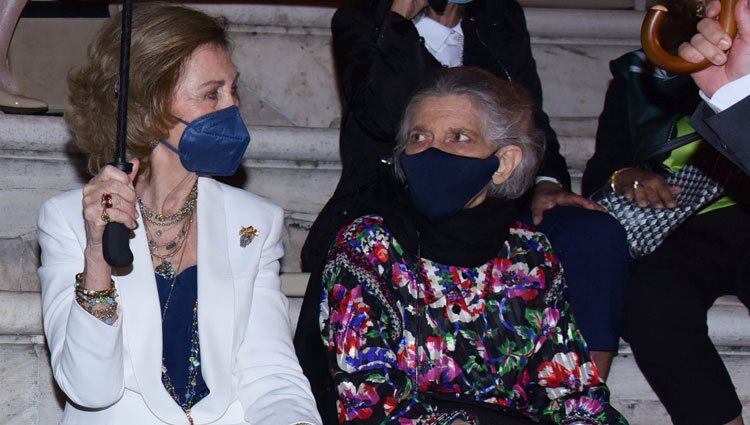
[591,164,724,258]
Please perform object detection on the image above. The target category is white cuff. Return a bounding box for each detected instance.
[535,176,562,187]
[701,73,750,113]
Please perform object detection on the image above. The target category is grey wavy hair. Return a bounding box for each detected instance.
[394,67,546,199]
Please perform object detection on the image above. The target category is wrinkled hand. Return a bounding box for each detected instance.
[613,168,682,209]
[391,0,429,19]
[678,0,750,97]
[82,160,140,248]
[531,181,605,225]
[81,160,139,290]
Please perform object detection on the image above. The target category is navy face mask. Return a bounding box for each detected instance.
[161,105,251,176]
[399,147,499,223]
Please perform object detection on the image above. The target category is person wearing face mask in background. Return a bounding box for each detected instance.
[36,4,321,425]
[318,67,628,425]
[296,0,630,415]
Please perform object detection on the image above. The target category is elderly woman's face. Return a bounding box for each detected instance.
[167,44,240,146]
[405,95,495,159]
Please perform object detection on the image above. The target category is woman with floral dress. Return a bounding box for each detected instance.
[318,68,628,425]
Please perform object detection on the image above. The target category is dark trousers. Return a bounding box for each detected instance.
[622,204,750,425]
[521,206,630,352]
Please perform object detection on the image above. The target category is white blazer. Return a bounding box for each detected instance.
[37,178,322,425]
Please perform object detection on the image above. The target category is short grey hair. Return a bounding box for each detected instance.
[394,67,545,199]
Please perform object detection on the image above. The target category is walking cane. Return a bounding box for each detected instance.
[103,0,134,267]
[641,0,737,73]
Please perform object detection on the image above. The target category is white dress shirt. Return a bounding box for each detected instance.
[701,73,750,113]
[414,15,464,68]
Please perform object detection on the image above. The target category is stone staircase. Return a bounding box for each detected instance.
[1,3,748,424]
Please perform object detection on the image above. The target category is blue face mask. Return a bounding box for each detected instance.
[448,0,474,3]
[160,105,251,176]
[399,147,499,223]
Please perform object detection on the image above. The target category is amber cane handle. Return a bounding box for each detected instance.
[641,0,738,73]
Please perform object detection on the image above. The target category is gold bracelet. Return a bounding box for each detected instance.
[609,167,632,192]
[74,273,116,297]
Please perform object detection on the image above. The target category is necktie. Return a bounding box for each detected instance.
[442,30,464,67]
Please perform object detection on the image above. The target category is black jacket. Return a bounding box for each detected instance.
[301,0,568,271]
[692,94,750,176]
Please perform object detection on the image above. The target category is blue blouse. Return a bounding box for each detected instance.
[155,265,210,407]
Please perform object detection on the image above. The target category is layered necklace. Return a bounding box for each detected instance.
[139,182,198,280]
[138,181,203,424]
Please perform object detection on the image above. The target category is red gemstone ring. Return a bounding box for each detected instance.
[100,192,113,209]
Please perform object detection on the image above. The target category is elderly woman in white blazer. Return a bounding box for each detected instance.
[37,4,321,425]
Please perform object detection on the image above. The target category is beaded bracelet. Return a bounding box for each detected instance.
[77,300,118,325]
[75,290,117,309]
[74,273,119,325]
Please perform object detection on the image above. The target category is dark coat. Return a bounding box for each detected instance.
[301,0,569,271]
[692,94,750,176]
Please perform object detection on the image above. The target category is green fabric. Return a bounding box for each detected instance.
[663,116,734,214]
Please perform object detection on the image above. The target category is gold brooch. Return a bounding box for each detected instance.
[239,226,259,248]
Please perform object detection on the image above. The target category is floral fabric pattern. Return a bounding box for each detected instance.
[320,215,628,425]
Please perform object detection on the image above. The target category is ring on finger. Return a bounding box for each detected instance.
[100,192,113,209]
[101,210,111,223]
[632,180,641,189]
[695,1,705,18]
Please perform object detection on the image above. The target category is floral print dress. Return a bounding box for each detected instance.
[320,215,627,425]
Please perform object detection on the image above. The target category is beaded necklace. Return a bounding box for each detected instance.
[139,182,198,281]
[161,298,201,425]
[141,182,203,424]
[147,211,194,281]
[139,182,198,226]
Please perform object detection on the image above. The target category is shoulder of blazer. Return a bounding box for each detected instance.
[209,180,283,213]
[39,188,86,230]
[204,179,284,221]
[45,187,85,210]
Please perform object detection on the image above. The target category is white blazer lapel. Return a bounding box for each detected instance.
[191,177,235,423]
[116,211,187,423]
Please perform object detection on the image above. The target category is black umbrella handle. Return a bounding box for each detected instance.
[103,0,134,268]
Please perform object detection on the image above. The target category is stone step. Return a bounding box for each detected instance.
[11,5,642,125]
